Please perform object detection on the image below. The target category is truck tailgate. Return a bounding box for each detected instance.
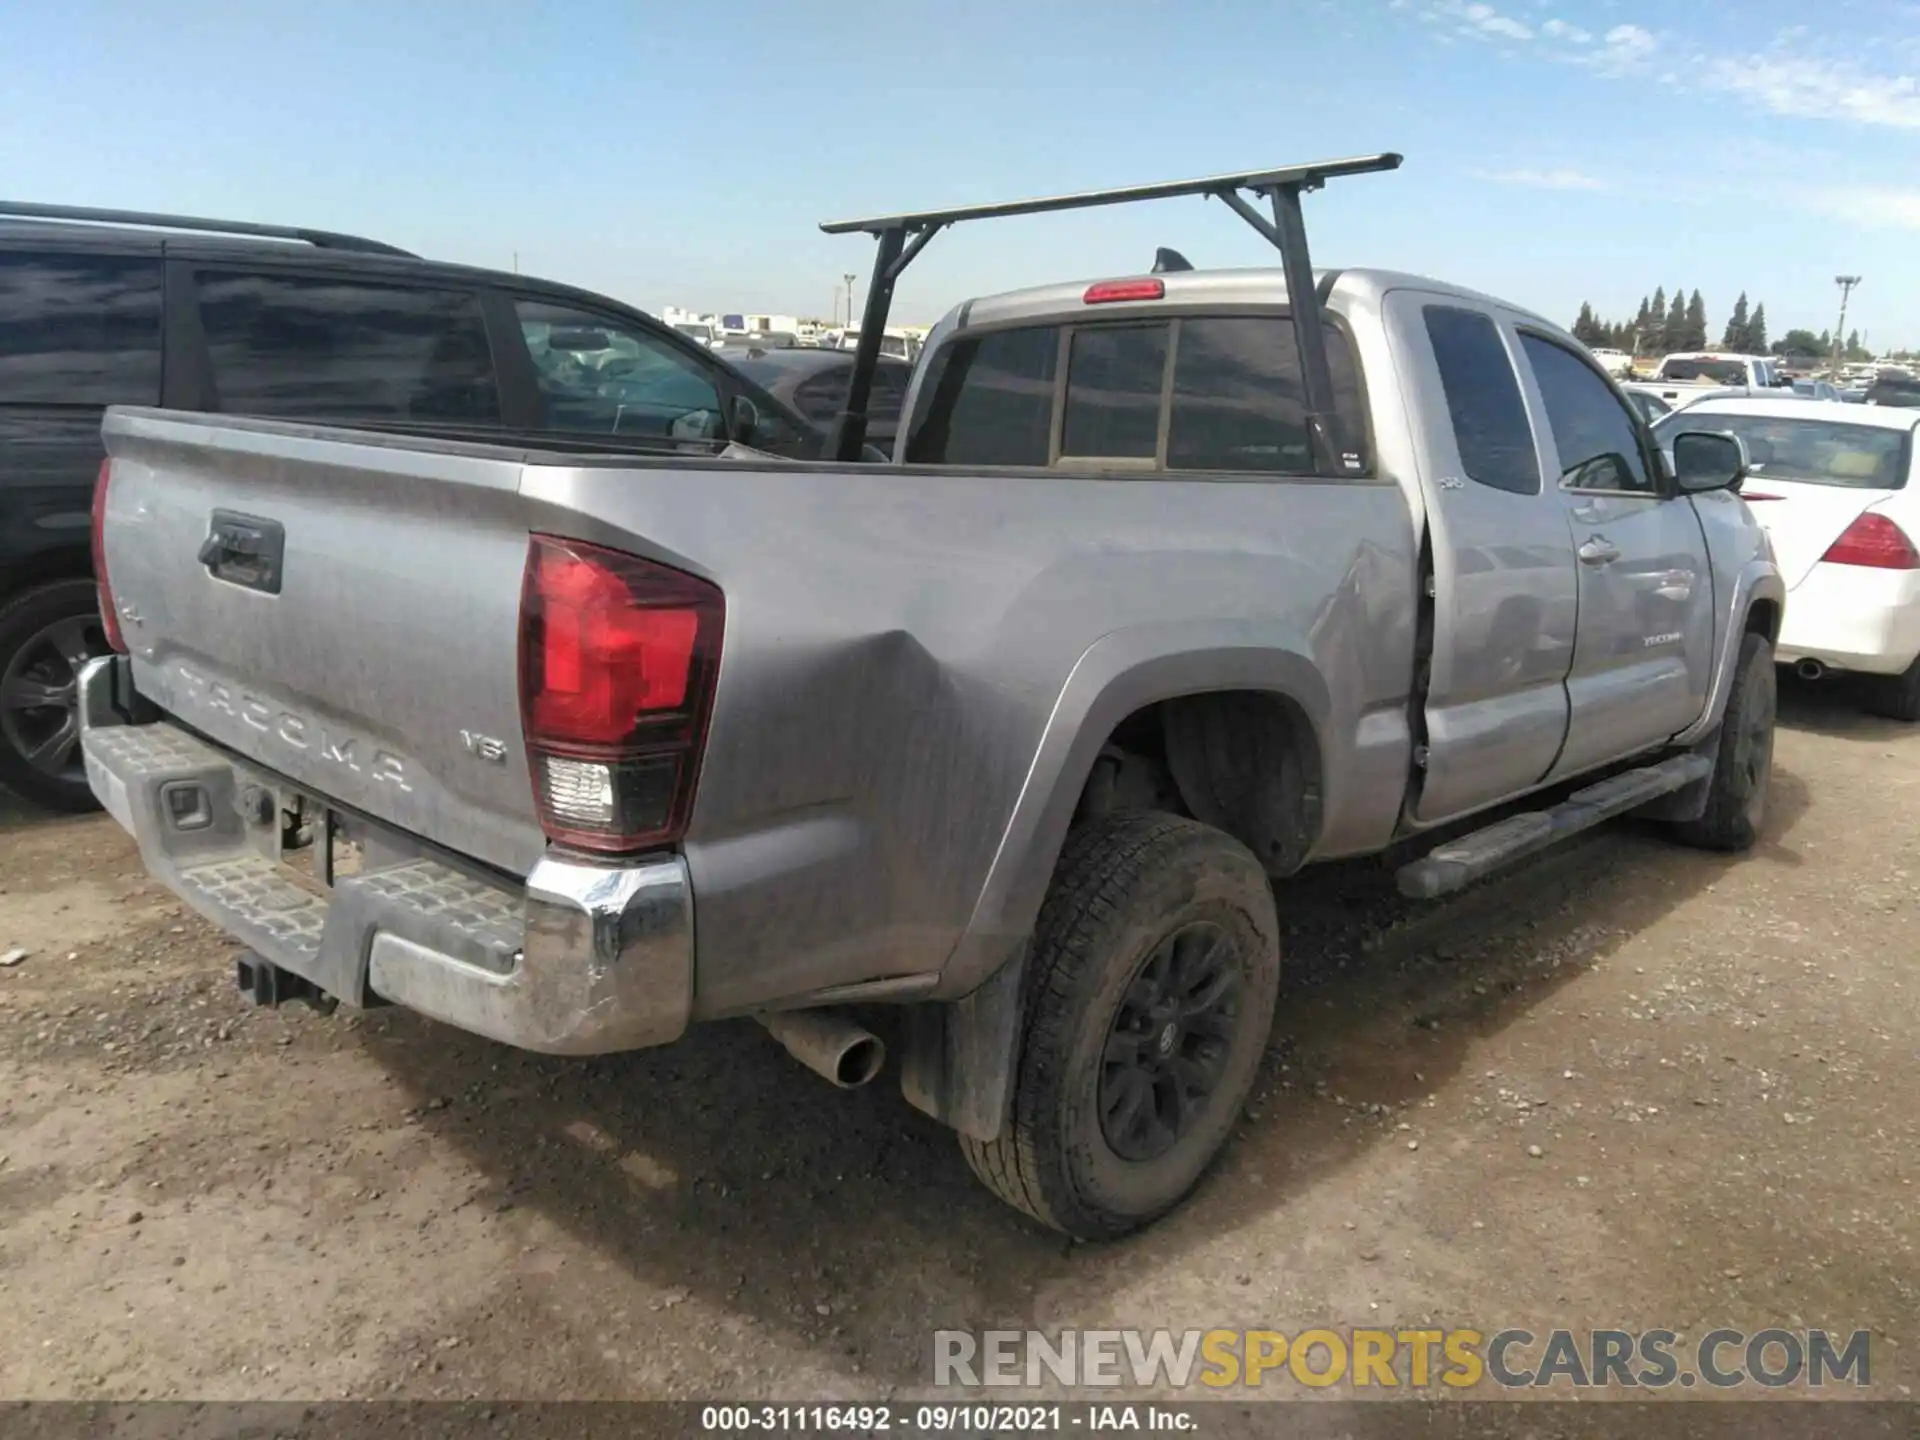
[99,410,547,876]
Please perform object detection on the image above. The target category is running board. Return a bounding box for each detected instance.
[1395,754,1713,900]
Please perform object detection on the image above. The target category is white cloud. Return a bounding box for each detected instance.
[1581,22,1656,73]
[1806,186,1920,229]
[1463,3,1534,40]
[1703,52,1920,129]
[1427,0,1535,42]
[1472,167,1610,190]
[1397,2,1920,132]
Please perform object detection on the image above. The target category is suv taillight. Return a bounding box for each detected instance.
[1820,513,1919,570]
[518,535,723,853]
[91,458,127,654]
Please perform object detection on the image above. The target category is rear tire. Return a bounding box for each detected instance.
[1673,630,1775,852]
[960,811,1280,1240]
[0,579,110,814]
[1865,655,1920,723]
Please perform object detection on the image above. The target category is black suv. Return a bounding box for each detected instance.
[0,202,821,812]
[1864,373,1920,409]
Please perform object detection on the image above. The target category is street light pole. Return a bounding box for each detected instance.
[843,272,857,329]
[1831,275,1861,374]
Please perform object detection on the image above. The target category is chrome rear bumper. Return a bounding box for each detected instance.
[78,656,693,1055]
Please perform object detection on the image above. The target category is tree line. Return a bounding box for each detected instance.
[1570,289,1876,362]
[1571,288,1750,355]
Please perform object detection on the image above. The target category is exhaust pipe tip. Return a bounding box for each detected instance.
[828,1033,886,1088]
[1795,658,1827,681]
[758,1009,886,1090]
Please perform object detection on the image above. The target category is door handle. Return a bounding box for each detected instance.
[1578,537,1621,566]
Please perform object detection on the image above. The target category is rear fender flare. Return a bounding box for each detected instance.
[936,620,1330,1002]
[902,623,1328,1141]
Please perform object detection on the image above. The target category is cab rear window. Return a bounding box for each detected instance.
[906,313,1368,474]
[905,325,1059,465]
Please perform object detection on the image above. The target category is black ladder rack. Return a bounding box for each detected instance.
[817,151,1402,465]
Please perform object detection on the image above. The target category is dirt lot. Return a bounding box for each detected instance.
[1,678,1916,1404]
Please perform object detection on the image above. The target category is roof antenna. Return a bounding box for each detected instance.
[1152,247,1194,273]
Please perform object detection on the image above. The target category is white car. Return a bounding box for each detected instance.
[1654,397,1920,719]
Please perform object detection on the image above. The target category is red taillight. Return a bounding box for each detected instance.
[91,458,127,654]
[1820,512,1919,570]
[1083,278,1165,304]
[518,535,723,853]
[1741,491,1784,502]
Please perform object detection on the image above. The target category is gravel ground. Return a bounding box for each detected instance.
[0,677,1915,1404]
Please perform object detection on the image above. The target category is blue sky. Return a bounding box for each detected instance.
[2,0,1917,346]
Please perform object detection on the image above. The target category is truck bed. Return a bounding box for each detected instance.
[93,407,1420,1018]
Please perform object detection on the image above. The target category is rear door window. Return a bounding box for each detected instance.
[515,299,723,440]
[0,250,163,405]
[905,324,1060,465]
[1166,316,1365,473]
[1423,305,1540,496]
[197,270,499,423]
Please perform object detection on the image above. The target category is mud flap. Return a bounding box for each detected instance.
[1632,730,1720,824]
[900,945,1027,1143]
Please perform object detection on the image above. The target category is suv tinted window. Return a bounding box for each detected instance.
[905,325,1060,465]
[517,299,724,440]
[1062,323,1168,459]
[198,271,498,422]
[1167,316,1366,473]
[1423,306,1539,495]
[1521,333,1655,494]
[0,251,162,406]
[788,361,908,426]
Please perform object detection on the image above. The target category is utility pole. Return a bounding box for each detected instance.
[843,272,857,328]
[1831,275,1861,374]
[512,251,519,274]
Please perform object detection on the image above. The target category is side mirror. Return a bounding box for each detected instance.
[1671,430,1748,494]
[728,394,762,442]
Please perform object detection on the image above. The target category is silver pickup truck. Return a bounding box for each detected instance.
[79,157,1785,1239]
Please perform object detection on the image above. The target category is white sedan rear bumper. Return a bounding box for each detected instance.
[1775,563,1920,676]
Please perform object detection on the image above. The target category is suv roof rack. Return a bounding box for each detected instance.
[0,200,416,258]
[818,152,1402,466]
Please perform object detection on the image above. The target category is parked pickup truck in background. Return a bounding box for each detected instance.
[78,158,1786,1239]
[1648,352,1790,408]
